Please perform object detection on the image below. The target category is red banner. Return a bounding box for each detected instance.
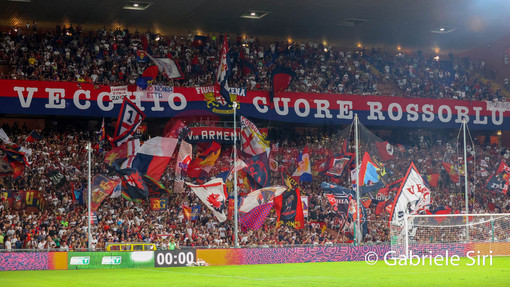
[0,79,508,129]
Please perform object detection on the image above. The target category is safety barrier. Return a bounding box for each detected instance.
[0,242,508,271]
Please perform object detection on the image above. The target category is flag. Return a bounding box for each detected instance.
[132,137,178,181]
[91,175,119,211]
[46,169,67,189]
[239,186,287,214]
[25,130,42,142]
[227,158,248,180]
[389,163,431,228]
[175,141,192,184]
[0,128,11,144]
[104,139,140,170]
[97,119,106,153]
[0,156,13,175]
[270,66,295,101]
[186,178,228,222]
[182,204,192,220]
[441,161,460,183]
[485,161,510,194]
[240,116,270,157]
[113,97,145,146]
[321,182,354,218]
[150,198,168,211]
[426,206,451,223]
[191,205,201,220]
[142,54,182,79]
[239,202,274,231]
[301,196,309,218]
[164,119,189,140]
[243,152,271,189]
[136,65,159,90]
[274,183,304,229]
[143,175,171,197]
[118,168,149,202]
[425,174,439,188]
[136,50,150,62]
[325,154,353,177]
[348,194,368,239]
[110,181,122,199]
[187,141,221,178]
[376,200,387,216]
[358,152,386,196]
[292,146,312,182]
[269,158,279,172]
[375,141,394,161]
[72,182,85,205]
[215,35,231,104]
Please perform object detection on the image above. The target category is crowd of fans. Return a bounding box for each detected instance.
[0,25,509,251]
[0,120,509,251]
[0,25,504,100]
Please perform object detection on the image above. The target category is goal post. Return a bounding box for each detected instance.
[390,213,510,259]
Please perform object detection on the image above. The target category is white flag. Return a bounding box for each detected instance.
[146,53,182,79]
[0,128,11,144]
[186,178,228,222]
[390,163,431,228]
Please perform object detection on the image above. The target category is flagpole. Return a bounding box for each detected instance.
[463,119,469,242]
[87,142,92,250]
[233,101,239,247]
[354,114,361,245]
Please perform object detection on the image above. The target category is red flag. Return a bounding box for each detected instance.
[441,162,460,183]
[426,174,439,188]
[274,175,305,229]
[182,204,191,220]
[142,65,159,79]
[187,141,221,178]
[375,141,394,161]
[376,201,386,215]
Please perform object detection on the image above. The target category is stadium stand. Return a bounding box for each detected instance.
[0,28,509,251]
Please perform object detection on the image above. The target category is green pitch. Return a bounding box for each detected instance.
[2,257,510,287]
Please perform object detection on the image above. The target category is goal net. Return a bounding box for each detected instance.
[390,213,510,259]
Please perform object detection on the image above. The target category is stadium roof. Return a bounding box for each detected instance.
[2,0,510,52]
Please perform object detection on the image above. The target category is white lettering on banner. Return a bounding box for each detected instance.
[438,105,452,122]
[45,88,66,109]
[336,101,353,119]
[388,103,402,121]
[168,93,186,110]
[314,99,332,118]
[473,107,488,124]
[367,102,385,120]
[6,83,508,128]
[73,90,91,110]
[14,87,37,108]
[253,97,269,113]
[455,106,469,123]
[492,110,504,125]
[406,104,419,121]
[274,97,290,115]
[294,99,310,117]
[97,92,114,111]
[151,92,164,111]
[197,129,238,142]
[422,104,434,122]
